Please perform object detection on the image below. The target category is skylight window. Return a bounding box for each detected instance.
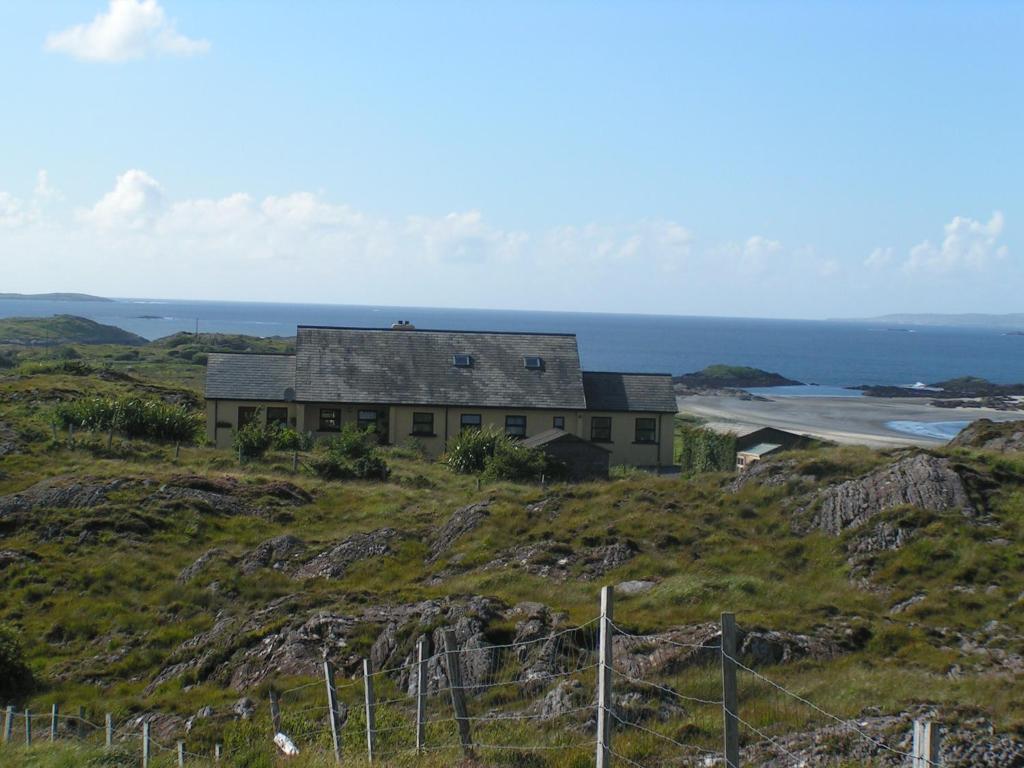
[453,354,473,367]
[524,356,543,370]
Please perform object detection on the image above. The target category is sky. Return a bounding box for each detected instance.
[0,0,1021,319]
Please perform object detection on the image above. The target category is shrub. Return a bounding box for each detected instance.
[482,439,563,483]
[233,413,275,458]
[445,426,510,474]
[54,396,201,444]
[270,426,311,452]
[0,622,34,701]
[307,425,390,480]
[677,426,736,474]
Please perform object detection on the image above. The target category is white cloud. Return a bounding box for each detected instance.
[0,192,27,228]
[82,169,166,229]
[905,211,1008,273]
[33,170,61,202]
[736,235,782,274]
[865,246,894,269]
[45,0,209,62]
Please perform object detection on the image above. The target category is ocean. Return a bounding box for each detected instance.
[3,297,1023,387]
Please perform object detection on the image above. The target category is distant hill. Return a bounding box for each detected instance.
[0,314,147,346]
[0,292,112,302]
[855,313,1024,330]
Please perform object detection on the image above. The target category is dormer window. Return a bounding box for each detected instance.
[453,354,473,367]
[524,356,543,370]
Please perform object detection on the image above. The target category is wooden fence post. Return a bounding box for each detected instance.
[50,703,58,741]
[24,710,31,746]
[363,659,376,763]
[269,690,281,735]
[415,636,428,753]
[913,720,940,767]
[105,713,113,748]
[442,629,473,757]
[77,706,86,739]
[177,740,185,766]
[323,659,343,765]
[596,585,614,768]
[142,721,151,768]
[3,706,13,743]
[721,612,740,768]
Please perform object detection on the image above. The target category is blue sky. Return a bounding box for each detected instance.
[1,1,1021,318]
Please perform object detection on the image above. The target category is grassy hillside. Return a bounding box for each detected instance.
[0,342,1022,766]
[0,315,147,346]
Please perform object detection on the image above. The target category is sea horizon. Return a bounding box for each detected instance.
[3,295,1024,387]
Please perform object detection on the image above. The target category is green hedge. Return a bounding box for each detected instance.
[677,426,736,474]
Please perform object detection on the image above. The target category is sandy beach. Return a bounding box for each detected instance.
[677,393,1023,448]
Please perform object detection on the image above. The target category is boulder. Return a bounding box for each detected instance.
[295,528,399,580]
[426,501,491,563]
[240,535,306,575]
[812,454,974,536]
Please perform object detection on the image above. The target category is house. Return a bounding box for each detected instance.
[204,324,677,468]
[520,428,611,480]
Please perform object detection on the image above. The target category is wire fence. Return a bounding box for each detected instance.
[1,586,952,766]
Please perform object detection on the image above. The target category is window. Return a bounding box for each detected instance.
[591,416,612,442]
[358,409,380,432]
[237,406,257,429]
[267,407,289,426]
[523,356,543,370]
[412,412,435,436]
[453,354,473,367]
[552,416,565,430]
[319,408,341,432]
[635,417,657,443]
[505,415,527,437]
[460,414,482,431]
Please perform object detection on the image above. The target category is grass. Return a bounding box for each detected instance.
[0,339,1022,765]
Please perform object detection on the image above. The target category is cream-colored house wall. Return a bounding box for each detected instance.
[581,410,674,467]
[206,400,297,449]
[208,399,675,467]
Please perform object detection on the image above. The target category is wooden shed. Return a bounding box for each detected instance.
[521,428,611,481]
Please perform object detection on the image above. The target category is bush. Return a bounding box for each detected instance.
[445,426,510,474]
[481,439,563,483]
[677,426,736,474]
[0,623,34,701]
[307,425,390,480]
[54,396,202,444]
[233,413,275,458]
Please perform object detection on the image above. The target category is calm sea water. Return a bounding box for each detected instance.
[3,298,1023,387]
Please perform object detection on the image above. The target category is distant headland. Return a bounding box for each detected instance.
[852,312,1024,331]
[0,292,112,303]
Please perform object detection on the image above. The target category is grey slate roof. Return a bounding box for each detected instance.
[582,372,678,413]
[521,428,611,452]
[205,353,296,401]
[293,326,587,409]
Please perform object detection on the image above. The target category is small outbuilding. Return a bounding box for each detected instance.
[703,422,813,470]
[520,428,611,481]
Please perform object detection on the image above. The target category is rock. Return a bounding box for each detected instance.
[812,454,974,536]
[0,476,134,518]
[295,528,399,580]
[178,548,228,583]
[948,418,1024,452]
[540,679,584,720]
[615,579,656,596]
[233,697,256,719]
[890,593,926,614]
[241,536,306,575]
[482,540,637,581]
[149,475,312,518]
[0,549,40,569]
[426,501,491,563]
